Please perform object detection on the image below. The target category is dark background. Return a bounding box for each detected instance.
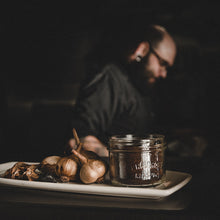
[1,0,219,162]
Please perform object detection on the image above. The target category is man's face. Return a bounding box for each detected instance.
[130,34,176,91]
[142,35,176,86]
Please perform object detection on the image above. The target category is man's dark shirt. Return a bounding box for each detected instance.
[71,63,155,145]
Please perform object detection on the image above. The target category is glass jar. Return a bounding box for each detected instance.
[109,134,166,187]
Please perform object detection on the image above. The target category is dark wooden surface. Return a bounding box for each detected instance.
[1,149,220,219]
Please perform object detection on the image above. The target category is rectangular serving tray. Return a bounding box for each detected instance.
[0,162,191,199]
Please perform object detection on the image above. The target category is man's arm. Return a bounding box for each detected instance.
[66,65,121,156]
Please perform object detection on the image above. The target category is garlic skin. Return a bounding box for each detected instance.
[41,156,61,166]
[79,159,106,184]
[55,157,78,181]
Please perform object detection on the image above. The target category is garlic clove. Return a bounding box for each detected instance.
[79,159,107,184]
[41,156,61,166]
[55,157,79,181]
[80,164,98,184]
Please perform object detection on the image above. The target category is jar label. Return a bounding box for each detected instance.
[134,172,159,180]
[132,152,161,180]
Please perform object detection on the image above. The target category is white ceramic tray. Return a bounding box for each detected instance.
[0,162,191,199]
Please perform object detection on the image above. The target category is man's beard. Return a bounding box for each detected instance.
[126,55,158,95]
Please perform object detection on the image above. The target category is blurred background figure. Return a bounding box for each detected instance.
[65,24,176,156]
[2,1,218,164]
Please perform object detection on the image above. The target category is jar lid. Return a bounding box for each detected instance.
[109,134,166,150]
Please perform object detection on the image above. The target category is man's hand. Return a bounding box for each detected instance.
[65,135,109,157]
[83,136,109,157]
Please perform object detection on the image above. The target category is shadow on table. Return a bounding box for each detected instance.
[0,184,191,211]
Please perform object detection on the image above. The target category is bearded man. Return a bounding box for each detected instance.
[66,25,176,156]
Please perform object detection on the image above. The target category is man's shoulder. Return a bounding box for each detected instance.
[81,63,127,91]
[100,63,128,82]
